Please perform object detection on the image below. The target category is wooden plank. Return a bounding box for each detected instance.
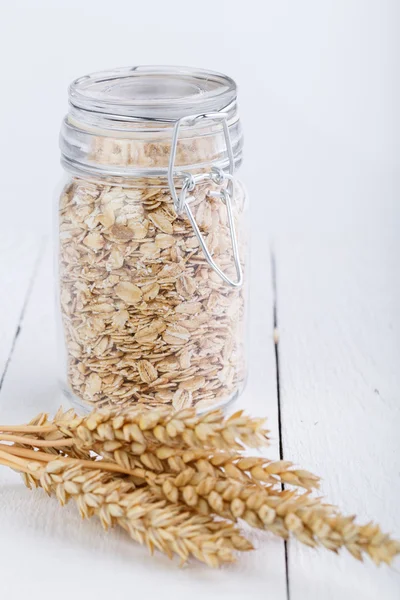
[275,234,400,599]
[0,238,287,598]
[0,231,43,389]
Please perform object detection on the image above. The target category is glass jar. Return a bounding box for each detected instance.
[57,66,248,413]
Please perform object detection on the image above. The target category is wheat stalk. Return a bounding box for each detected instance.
[152,448,319,490]
[145,467,400,565]
[53,406,270,451]
[94,442,319,490]
[0,450,252,567]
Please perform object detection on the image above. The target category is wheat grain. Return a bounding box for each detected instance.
[54,405,270,451]
[146,468,399,565]
[160,449,319,490]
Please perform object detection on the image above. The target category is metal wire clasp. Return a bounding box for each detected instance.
[167,113,243,289]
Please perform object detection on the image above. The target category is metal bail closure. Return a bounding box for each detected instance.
[167,113,243,289]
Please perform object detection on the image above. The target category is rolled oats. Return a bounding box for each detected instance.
[114,282,143,305]
[59,174,247,411]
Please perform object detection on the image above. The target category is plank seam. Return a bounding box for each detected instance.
[0,237,47,396]
[271,248,291,600]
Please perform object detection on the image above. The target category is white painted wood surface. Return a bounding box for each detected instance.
[276,234,400,599]
[0,233,43,383]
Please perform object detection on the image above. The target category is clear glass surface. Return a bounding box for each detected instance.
[57,66,248,413]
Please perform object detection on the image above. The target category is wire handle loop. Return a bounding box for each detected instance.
[167,113,243,289]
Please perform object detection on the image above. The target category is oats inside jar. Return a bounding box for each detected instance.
[59,176,247,411]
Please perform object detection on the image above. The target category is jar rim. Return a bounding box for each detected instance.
[69,66,237,123]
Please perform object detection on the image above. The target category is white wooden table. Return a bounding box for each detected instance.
[0,227,399,600]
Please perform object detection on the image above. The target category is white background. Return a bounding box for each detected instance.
[0,2,399,600]
[0,0,398,235]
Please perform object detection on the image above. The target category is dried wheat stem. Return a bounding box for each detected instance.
[6,454,253,567]
[0,444,144,480]
[0,424,57,434]
[0,455,27,471]
[0,433,75,448]
[0,448,32,470]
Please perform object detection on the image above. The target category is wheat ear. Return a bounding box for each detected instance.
[146,468,400,565]
[53,406,270,451]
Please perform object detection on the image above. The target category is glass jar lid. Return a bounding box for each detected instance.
[60,66,243,179]
[69,66,237,122]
